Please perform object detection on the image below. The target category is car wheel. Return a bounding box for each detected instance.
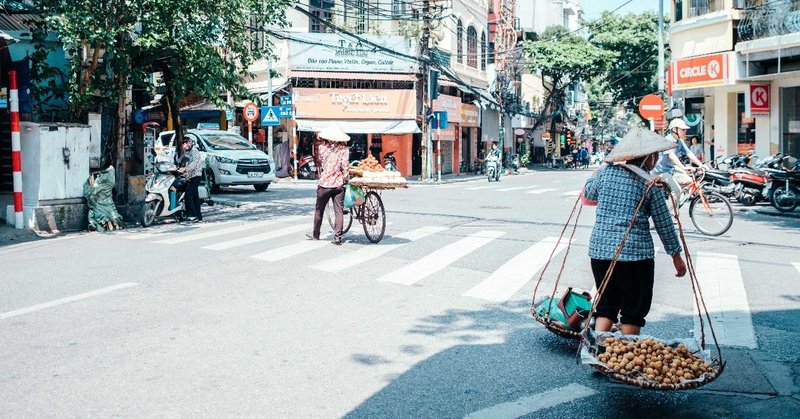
[208,171,221,193]
[254,183,270,192]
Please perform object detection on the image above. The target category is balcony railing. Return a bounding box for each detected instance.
[738,0,800,42]
[688,0,724,18]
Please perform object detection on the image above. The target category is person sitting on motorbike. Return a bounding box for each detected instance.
[652,118,706,201]
[487,142,502,163]
[167,143,190,210]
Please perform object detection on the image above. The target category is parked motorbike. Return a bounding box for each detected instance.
[486,158,501,182]
[766,156,800,212]
[289,154,317,180]
[729,153,783,206]
[383,151,398,173]
[140,159,210,227]
[700,168,736,197]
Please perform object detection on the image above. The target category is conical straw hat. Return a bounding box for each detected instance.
[604,127,676,163]
[317,124,350,142]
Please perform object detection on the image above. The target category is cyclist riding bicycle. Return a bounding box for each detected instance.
[652,118,706,201]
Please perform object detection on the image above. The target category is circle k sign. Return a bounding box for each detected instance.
[747,84,770,117]
[673,53,728,90]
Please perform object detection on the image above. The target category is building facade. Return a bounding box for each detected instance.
[247,0,504,177]
[669,0,800,160]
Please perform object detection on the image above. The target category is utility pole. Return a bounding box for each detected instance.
[657,0,665,94]
[420,0,432,181]
[267,55,274,156]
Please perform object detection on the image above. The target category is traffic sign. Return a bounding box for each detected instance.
[432,111,448,129]
[638,94,665,120]
[243,102,259,123]
[280,96,293,106]
[261,106,281,126]
[279,105,293,119]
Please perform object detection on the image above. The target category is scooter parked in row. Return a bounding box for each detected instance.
[765,155,800,212]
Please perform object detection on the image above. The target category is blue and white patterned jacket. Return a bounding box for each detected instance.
[584,164,682,261]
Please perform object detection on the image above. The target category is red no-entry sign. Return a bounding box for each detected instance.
[638,94,665,120]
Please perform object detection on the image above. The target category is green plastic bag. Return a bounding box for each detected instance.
[344,184,365,209]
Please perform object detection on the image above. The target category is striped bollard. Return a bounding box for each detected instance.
[9,70,23,229]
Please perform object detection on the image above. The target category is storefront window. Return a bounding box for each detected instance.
[737,93,756,155]
[781,87,800,158]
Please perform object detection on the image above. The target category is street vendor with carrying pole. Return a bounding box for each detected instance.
[582,127,687,336]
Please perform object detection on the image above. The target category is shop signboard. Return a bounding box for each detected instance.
[289,33,417,74]
[461,104,480,127]
[293,88,416,120]
[745,84,769,118]
[432,94,462,123]
[671,53,729,91]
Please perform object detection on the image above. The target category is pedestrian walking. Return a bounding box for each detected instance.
[583,127,687,335]
[689,135,704,162]
[308,124,350,245]
[181,136,204,223]
[709,125,716,166]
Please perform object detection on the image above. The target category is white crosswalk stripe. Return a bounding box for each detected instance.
[694,252,757,349]
[313,226,447,273]
[793,262,800,276]
[562,190,581,196]
[378,231,505,285]
[496,186,531,192]
[462,236,568,302]
[252,239,331,262]
[154,216,305,244]
[203,224,308,250]
[465,383,597,419]
[465,186,495,190]
[527,188,557,195]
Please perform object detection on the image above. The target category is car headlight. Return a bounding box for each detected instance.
[215,156,237,164]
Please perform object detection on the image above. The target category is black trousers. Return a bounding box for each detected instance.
[313,185,344,240]
[590,258,655,327]
[185,176,202,220]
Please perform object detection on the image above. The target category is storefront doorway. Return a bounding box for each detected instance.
[781,86,800,158]
[737,93,756,155]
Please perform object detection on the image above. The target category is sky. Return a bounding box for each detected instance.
[581,0,659,21]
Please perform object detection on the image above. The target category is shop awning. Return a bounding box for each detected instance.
[296,119,420,134]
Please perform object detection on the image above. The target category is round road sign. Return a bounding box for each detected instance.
[638,94,665,120]
[243,102,259,123]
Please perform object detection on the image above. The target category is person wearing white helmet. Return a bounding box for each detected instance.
[652,117,705,200]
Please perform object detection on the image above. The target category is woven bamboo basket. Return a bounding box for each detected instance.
[530,310,582,340]
[348,179,408,190]
[583,334,725,390]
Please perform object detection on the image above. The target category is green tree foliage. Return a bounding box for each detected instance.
[524,26,617,125]
[587,11,663,108]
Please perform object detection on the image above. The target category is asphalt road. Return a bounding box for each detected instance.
[1,168,799,418]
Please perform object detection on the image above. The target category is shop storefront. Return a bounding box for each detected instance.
[433,94,462,175]
[780,86,800,158]
[293,88,419,175]
[461,104,480,172]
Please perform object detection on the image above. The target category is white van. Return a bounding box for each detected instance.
[158,129,275,192]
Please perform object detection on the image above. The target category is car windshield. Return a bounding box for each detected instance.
[200,134,255,151]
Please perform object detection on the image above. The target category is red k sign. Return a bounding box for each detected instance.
[746,84,770,118]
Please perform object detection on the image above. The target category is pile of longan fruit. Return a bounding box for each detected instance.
[596,337,713,386]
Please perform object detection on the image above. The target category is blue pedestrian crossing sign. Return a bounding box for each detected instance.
[261,106,281,126]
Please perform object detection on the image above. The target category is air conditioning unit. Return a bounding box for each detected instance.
[81,42,105,67]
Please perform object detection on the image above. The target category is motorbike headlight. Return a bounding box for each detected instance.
[215,156,237,164]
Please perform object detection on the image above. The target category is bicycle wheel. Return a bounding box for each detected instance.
[361,191,386,243]
[689,191,733,236]
[326,198,353,234]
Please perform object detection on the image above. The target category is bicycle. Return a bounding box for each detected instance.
[675,167,734,236]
